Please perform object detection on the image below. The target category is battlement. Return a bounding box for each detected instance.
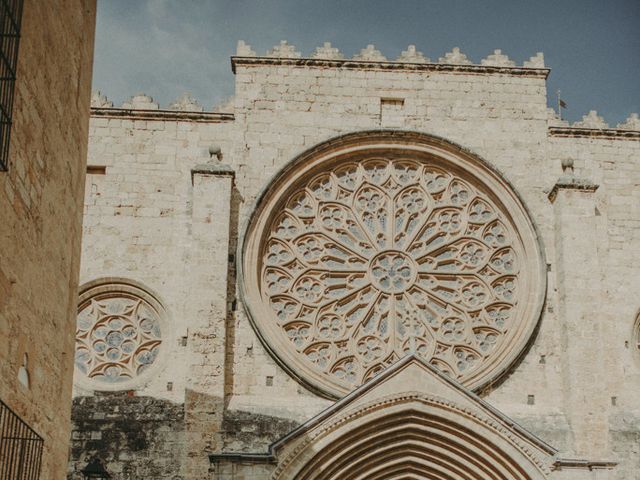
[89,41,639,134]
[232,40,548,76]
[547,109,640,138]
[90,91,234,121]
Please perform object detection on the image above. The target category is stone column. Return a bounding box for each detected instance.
[549,160,607,458]
[184,158,235,480]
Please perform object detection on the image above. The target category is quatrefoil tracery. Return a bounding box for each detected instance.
[259,158,522,391]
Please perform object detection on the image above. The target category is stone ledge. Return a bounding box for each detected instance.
[548,175,599,203]
[549,126,640,140]
[553,459,617,471]
[191,163,235,183]
[209,453,276,464]
[231,56,550,78]
[91,107,234,123]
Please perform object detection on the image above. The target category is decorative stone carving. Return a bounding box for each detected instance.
[242,132,546,398]
[267,40,301,58]
[353,44,386,62]
[311,42,344,60]
[548,157,599,202]
[524,52,545,68]
[396,45,429,63]
[481,49,515,67]
[270,357,554,480]
[617,113,640,131]
[74,279,168,391]
[90,90,113,108]
[573,110,609,129]
[438,47,471,65]
[169,92,203,112]
[121,93,159,110]
[547,107,569,127]
[236,40,257,57]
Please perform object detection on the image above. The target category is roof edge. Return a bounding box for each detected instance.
[231,56,550,78]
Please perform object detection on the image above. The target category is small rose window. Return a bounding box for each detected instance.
[74,279,167,390]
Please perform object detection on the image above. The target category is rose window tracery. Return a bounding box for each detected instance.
[243,134,545,397]
[74,280,166,389]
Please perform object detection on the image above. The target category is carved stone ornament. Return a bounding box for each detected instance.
[241,131,546,398]
[74,278,168,391]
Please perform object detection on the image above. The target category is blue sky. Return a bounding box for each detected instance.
[93,0,639,125]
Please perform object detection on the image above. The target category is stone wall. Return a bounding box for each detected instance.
[68,394,185,479]
[547,132,640,478]
[74,109,235,477]
[228,53,554,422]
[78,110,234,404]
[0,1,96,479]
[71,43,640,479]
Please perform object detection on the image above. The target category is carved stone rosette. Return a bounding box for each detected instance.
[74,278,168,391]
[241,132,546,398]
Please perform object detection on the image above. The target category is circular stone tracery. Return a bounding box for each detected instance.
[74,280,166,390]
[369,251,417,294]
[243,133,545,398]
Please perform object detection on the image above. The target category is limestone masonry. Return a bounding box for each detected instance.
[0,1,96,479]
[69,41,640,479]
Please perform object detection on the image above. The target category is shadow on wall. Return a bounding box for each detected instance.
[67,389,301,480]
[67,393,186,480]
[221,408,300,453]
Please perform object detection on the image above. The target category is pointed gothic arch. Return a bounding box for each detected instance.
[273,396,549,480]
[209,357,616,479]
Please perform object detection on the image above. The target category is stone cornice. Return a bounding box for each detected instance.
[90,107,234,123]
[548,175,599,203]
[231,56,550,78]
[549,126,640,140]
[191,163,235,184]
[209,452,275,464]
[553,459,617,471]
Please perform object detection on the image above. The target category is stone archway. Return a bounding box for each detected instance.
[269,357,554,480]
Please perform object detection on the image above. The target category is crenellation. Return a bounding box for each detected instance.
[91,90,113,108]
[573,110,609,129]
[121,93,160,110]
[353,44,387,61]
[524,52,545,68]
[236,39,256,57]
[311,42,344,60]
[169,92,203,112]
[396,44,429,63]
[617,113,640,131]
[231,42,554,73]
[438,46,472,65]
[481,49,516,67]
[266,40,301,58]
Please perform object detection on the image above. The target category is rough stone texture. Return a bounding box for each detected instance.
[70,48,639,479]
[68,394,185,479]
[0,1,96,479]
[221,411,299,453]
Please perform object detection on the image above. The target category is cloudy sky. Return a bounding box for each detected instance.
[93,0,639,125]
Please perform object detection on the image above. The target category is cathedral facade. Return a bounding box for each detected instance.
[68,41,640,479]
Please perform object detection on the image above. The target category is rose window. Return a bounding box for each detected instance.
[242,133,545,398]
[74,280,166,389]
